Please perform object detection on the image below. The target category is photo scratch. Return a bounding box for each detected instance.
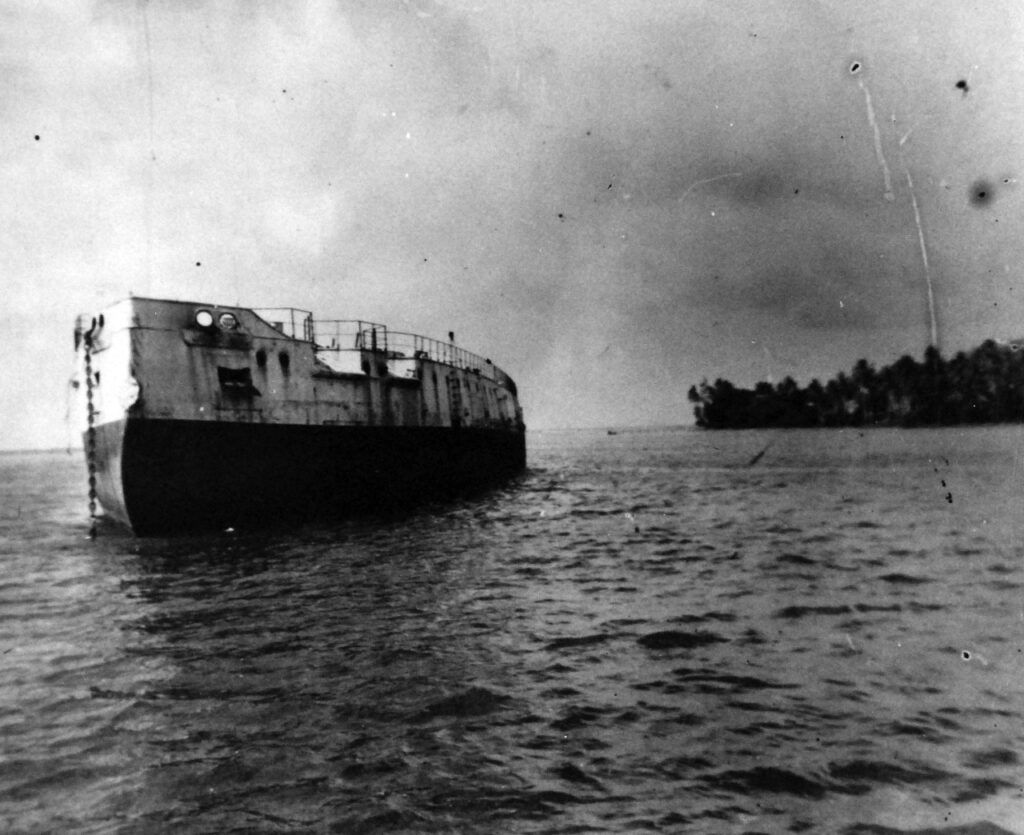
[677,172,743,202]
[859,80,895,202]
[899,128,939,349]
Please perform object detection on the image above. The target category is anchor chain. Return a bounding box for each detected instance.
[83,328,98,539]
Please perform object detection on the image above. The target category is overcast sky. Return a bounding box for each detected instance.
[3,0,1023,447]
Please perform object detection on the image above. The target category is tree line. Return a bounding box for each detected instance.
[688,341,1024,429]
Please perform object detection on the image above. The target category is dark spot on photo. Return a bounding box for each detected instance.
[969,179,994,207]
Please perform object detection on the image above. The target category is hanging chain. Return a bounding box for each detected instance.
[83,329,98,539]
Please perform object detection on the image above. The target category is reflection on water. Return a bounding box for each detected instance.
[3,427,1024,833]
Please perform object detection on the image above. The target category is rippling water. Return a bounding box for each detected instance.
[4,427,1024,834]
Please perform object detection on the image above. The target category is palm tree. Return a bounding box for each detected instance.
[690,337,1024,429]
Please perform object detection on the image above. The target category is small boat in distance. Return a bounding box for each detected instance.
[74,297,526,535]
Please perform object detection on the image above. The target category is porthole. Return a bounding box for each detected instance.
[195,309,214,328]
[218,312,238,329]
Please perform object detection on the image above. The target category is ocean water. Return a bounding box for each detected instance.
[4,426,1024,834]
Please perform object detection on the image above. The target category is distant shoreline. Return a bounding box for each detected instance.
[689,340,1024,431]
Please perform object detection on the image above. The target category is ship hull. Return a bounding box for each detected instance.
[90,418,526,535]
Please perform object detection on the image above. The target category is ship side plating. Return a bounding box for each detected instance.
[75,297,526,533]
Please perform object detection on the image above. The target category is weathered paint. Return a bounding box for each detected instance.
[73,297,526,533]
[74,297,524,433]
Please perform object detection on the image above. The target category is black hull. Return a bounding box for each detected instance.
[89,418,526,535]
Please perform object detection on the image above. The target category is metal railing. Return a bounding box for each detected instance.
[249,311,518,394]
[313,319,517,394]
[253,307,315,342]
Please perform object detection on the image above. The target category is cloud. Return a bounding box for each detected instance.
[4,0,1024,444]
